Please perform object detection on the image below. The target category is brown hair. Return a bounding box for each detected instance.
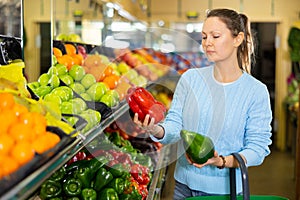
[206,8,255,73]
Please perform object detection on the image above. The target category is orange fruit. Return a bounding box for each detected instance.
[45,131,61,148]
[31,112,47,136]
[31,112,47,127]
[11,103,29,117]
[32,137,47,154]
[32,124,47,137]
[33,131,60,154]
[65,44,77,55]
[103,74,120,89]
[99,66,114,81]
[11,141,35,166]
[57,54,75,70]
[53,47,63,58]
[0,155,19,178]
[104,66,114,77]
[72,53,84,65]
[0,110,18,133]
[0,92,15,111]
[0,134,15,155]
[9,123,34,142]
[18,112,35,127]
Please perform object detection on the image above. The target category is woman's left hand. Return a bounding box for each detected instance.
[185,151,220,168]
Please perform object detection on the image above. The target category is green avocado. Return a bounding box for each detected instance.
[180,129,215,164]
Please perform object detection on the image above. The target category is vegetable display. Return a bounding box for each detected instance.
[0,40,176,199]
[126,86,166,123]
[38,131,153,200]
[180,129,215,164]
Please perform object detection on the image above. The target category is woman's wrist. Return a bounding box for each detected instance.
[217,155,226,169]
[150,125,164,139]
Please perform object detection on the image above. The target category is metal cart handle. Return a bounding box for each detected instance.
[229,153,251,200]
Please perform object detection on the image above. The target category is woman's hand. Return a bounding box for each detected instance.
[133,113,155,129]
[133,113,164,139]
[185,151,222,168]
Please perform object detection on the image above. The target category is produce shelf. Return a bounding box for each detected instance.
[0,101,129,200]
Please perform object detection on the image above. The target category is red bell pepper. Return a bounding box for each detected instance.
[126,87,166,123]
[66,151,87,165]
[138,184,149,200]
[130,164,151,185]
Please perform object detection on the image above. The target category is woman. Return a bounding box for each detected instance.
[134,8,272,199]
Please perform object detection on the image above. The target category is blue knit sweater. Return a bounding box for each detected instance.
[151,66,272,194]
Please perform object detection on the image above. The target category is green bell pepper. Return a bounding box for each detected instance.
[67,156,108,175]
[107,178,125,195]
[81,188,97,200]
[109,131,122,147]
[48,166,66,182]
[133,153,153,170]
[63,178,82,197]
[74,166,93,188]
[93,167,113,192]
[118,193,131,200]
[91,156,110,174]
[118,192,142,200]
[108,131,137,153]
[39,179,62,200]
[97,188,119,200]
[121,139,133,149]
[108,163,128,178]
[180,129,215,164]
[120,145,137,154]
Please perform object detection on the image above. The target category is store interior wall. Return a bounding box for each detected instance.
[22,0,300,151]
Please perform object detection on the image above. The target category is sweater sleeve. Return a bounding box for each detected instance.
[150,71,190,144]
[239,84,272,167]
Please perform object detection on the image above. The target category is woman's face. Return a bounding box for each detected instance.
[201,17,239,64]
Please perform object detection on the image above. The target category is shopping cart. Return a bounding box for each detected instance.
[186,153,289,200]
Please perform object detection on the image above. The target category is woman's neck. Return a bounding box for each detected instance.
[213,63,243,83]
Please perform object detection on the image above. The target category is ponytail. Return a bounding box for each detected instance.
[238,14,255,73]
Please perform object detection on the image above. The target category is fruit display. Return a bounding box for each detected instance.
[0,92,60,178]
[0,82,78,195]
[115,48,170,82]
[180,130,215,164]
[52,45,123,107]
[27,62,113,133]
[1,38,179,199]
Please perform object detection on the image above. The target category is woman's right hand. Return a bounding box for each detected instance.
[133,113,155,128]
[133,113,164,139]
